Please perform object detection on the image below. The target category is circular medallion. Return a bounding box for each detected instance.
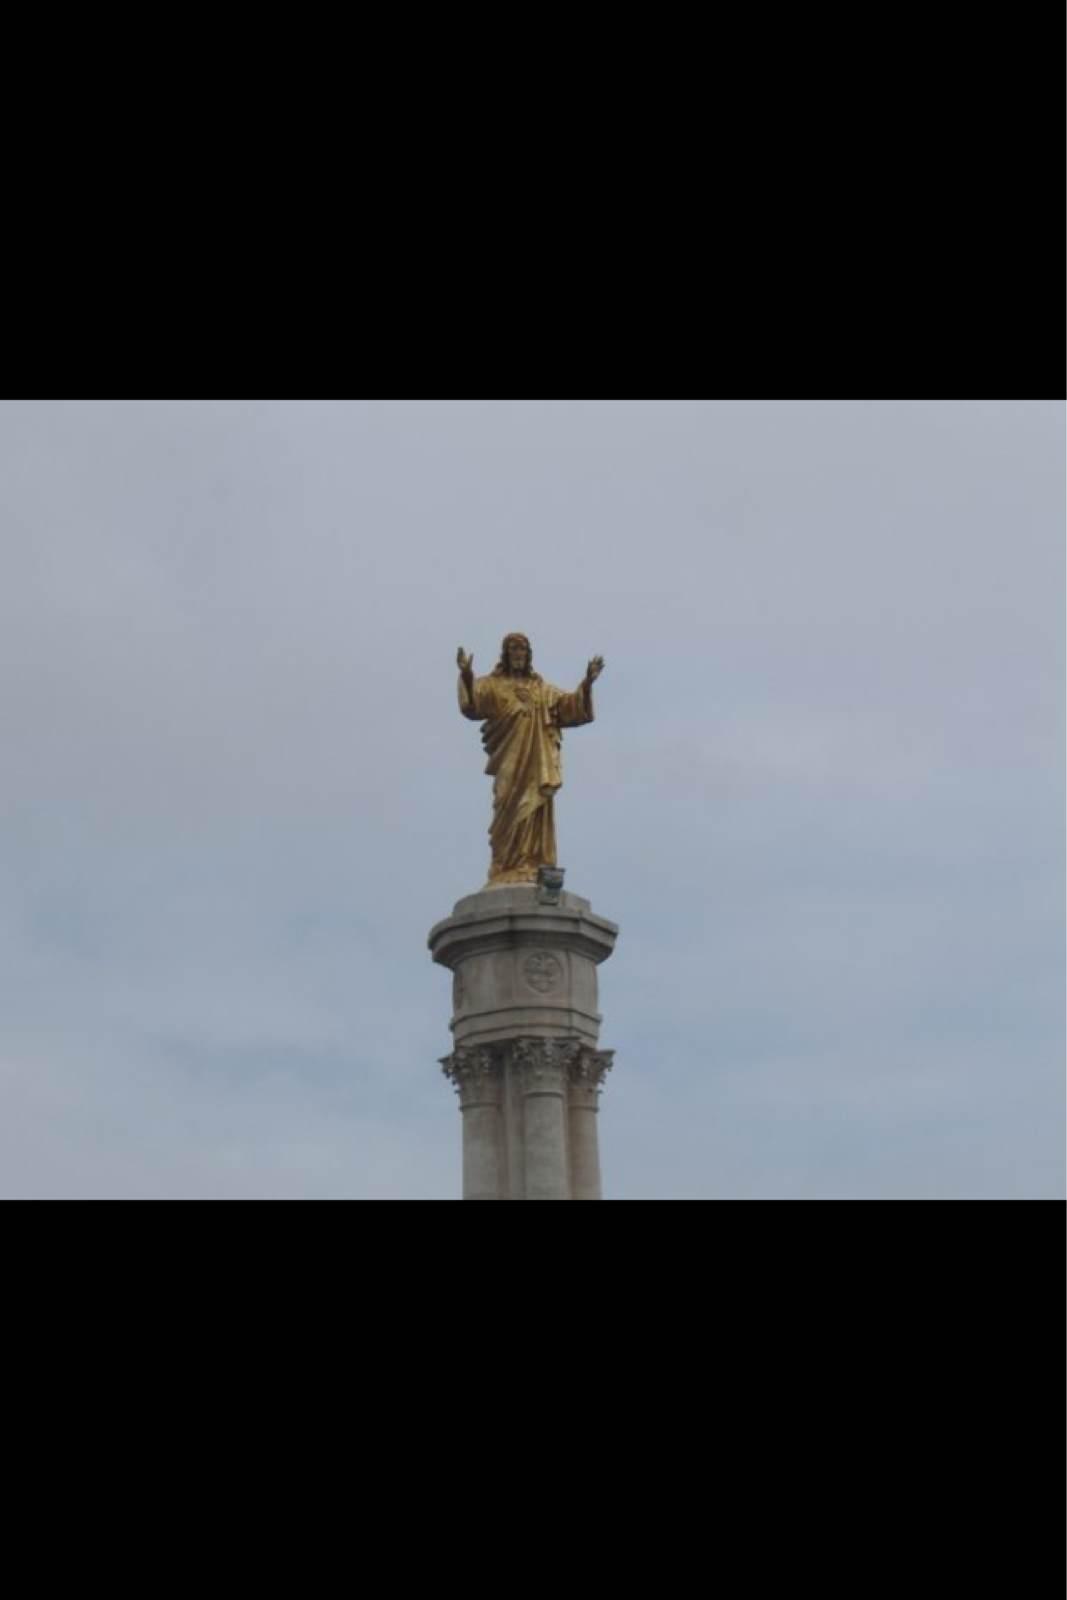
[523,950,562,995]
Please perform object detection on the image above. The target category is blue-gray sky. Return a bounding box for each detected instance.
[0,399,1061,1198]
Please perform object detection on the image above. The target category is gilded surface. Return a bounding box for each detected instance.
[457,633,604,885]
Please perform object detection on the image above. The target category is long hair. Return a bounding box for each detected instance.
[491,632,541,681]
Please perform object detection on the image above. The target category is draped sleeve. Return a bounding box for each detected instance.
[549,679,594,728]
[458,673,500,721]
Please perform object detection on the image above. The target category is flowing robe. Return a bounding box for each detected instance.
[459,670,594,884]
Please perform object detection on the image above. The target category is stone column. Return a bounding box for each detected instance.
[441,1046,504,1201]
[514,1039,579,1201]
[429,877,619,1201]
[568,1049,614,1201]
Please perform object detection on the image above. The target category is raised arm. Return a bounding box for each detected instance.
[555,654,605,728]
[457,646,482,720]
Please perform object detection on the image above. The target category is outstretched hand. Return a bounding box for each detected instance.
[457,646,474,680]
[584,654,605,686]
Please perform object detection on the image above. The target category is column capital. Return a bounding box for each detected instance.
[569,1047,614,1110]
[511,1037,582,1096]
[440,1045,503,1109]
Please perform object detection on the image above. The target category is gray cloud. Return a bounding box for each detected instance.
[0,400,1061,1197]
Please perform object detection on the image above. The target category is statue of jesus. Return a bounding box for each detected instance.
[456,634,605,886]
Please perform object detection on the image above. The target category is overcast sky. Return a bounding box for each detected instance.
[0,399,1061,1199]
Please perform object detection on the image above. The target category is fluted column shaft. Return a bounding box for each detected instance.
[441,1048,504,1201]
[514,1040,578,1201]
[567,1050,614,1200]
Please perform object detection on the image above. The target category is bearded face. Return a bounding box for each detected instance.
[501,635,532,675]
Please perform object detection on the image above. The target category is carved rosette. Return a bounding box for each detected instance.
[568,1048,614,1110]
[511,1037,582,1097]
[522,949,563,995]
[440,1046,503,1109]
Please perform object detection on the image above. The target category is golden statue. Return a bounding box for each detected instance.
[457,634,605,886]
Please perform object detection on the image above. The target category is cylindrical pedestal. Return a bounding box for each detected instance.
[431,883,618,1201]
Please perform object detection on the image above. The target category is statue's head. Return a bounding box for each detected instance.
[493,633,538,679]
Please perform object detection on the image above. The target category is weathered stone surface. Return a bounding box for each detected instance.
[431,883,618,1201]
[428,885,618,1050]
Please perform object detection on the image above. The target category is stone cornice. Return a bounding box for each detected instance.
[429,914,617,972]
